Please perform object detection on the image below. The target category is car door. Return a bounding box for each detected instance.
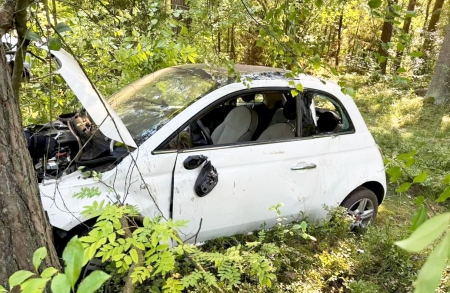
[172,141,325,243]
[171,90,330,243]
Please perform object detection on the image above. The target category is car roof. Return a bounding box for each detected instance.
[171,64,339,89]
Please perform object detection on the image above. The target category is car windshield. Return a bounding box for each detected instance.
[108,66,230,146]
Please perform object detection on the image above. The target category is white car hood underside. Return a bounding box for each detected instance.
[48,48,137,148]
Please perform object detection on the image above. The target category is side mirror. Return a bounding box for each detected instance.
[194,160,219,197]
[183,155,208,170]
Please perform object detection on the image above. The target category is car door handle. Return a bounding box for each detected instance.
[291,162,317,170]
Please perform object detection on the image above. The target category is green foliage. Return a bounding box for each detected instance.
[396,213,450,293]
[368,0,382,9]
[2,238,110,293]
[76,271,111,293]
[32,247,47,272]
[73,187,102,199]
[396,213,450,253]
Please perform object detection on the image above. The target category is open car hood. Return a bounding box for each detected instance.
[46,48,137,148]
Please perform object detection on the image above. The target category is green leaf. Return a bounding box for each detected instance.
[9,270,35,289]
[62,236,84,290]
[409,51,423,58]
[130,248,139,263]
[48,38,62,51]
[368,0,382,9]
[377,55,387,64]
[0,285,7,293]
[414,232,450,293]
[386,166,401,182]
[51,274,71,293]
[33,247,47,272]
[396,42,405,52]
[76,271,111,293]
[314,0,323,8]
[396,67,406,73]
[413,172,427,183]
[442,174,450,185]
[405,10,417,18]
[24,30,41,41]
[342,87,355,97]
[395,213,450,252]
[295,83,304,92]
[396,182,411,193]
[55,22,72,33]
[40,267,58,279]
[151,19,158,25]
[397,150,417,161]
[291,89,299,97]
[20,278,50,293]
[405,157,415,167]
[411,206,428,231]
[436,186,450,202]
[108,233,116,244]
[414,196,425,205]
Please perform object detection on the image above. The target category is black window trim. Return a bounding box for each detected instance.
[152,87,355,155]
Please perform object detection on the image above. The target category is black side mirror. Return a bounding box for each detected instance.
[194,160,219,197]
[183,155,208,170]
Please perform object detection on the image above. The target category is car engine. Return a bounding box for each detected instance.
[25,110,129,182]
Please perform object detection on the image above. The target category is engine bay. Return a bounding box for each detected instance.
[25,110,130,182]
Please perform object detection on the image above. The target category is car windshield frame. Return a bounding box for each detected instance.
[108,65,233,146]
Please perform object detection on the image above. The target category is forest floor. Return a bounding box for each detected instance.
[196,76,450,293]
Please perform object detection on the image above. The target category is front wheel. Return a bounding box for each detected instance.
[341,187,378,230]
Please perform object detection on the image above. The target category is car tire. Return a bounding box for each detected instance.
[341,186,378,230]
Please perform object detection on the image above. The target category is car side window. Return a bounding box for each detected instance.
[309,92,353,134]
[158,90,299,151]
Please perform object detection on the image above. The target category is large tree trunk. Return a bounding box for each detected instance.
[0,0,60,285]
[377,0,396,75]
[427,24,450,104]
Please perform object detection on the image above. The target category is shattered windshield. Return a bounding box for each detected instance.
[108,66,230,146]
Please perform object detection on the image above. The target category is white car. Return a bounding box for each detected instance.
[34,49,386,244]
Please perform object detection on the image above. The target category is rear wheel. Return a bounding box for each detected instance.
[341,187,378,231]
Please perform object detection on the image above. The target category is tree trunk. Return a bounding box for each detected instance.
[427,24,450,104]
[335,2,345,67]
[171,0,189,34]
[377,0,397,74]
[423,0,446,52]
[394,0,416,70]
[0,0,60,285]
[423,0,433,31]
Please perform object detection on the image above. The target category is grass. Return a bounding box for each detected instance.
[192,77,450,293]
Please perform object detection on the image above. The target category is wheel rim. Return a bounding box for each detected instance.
[347,198,375,229]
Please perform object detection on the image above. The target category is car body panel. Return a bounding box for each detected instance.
[172,140,321,242]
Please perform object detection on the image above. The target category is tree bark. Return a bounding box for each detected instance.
[394,0,416,70]
[427,24,450,104]
[377,0,397,75]
[423,0,446,53]
[0,0,60,286]
[335,2,345,67]
[171,0,189,34]
[11,0,30,98]
[423,0,433,31]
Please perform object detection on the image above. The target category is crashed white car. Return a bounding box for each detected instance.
[33,50,386,244]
